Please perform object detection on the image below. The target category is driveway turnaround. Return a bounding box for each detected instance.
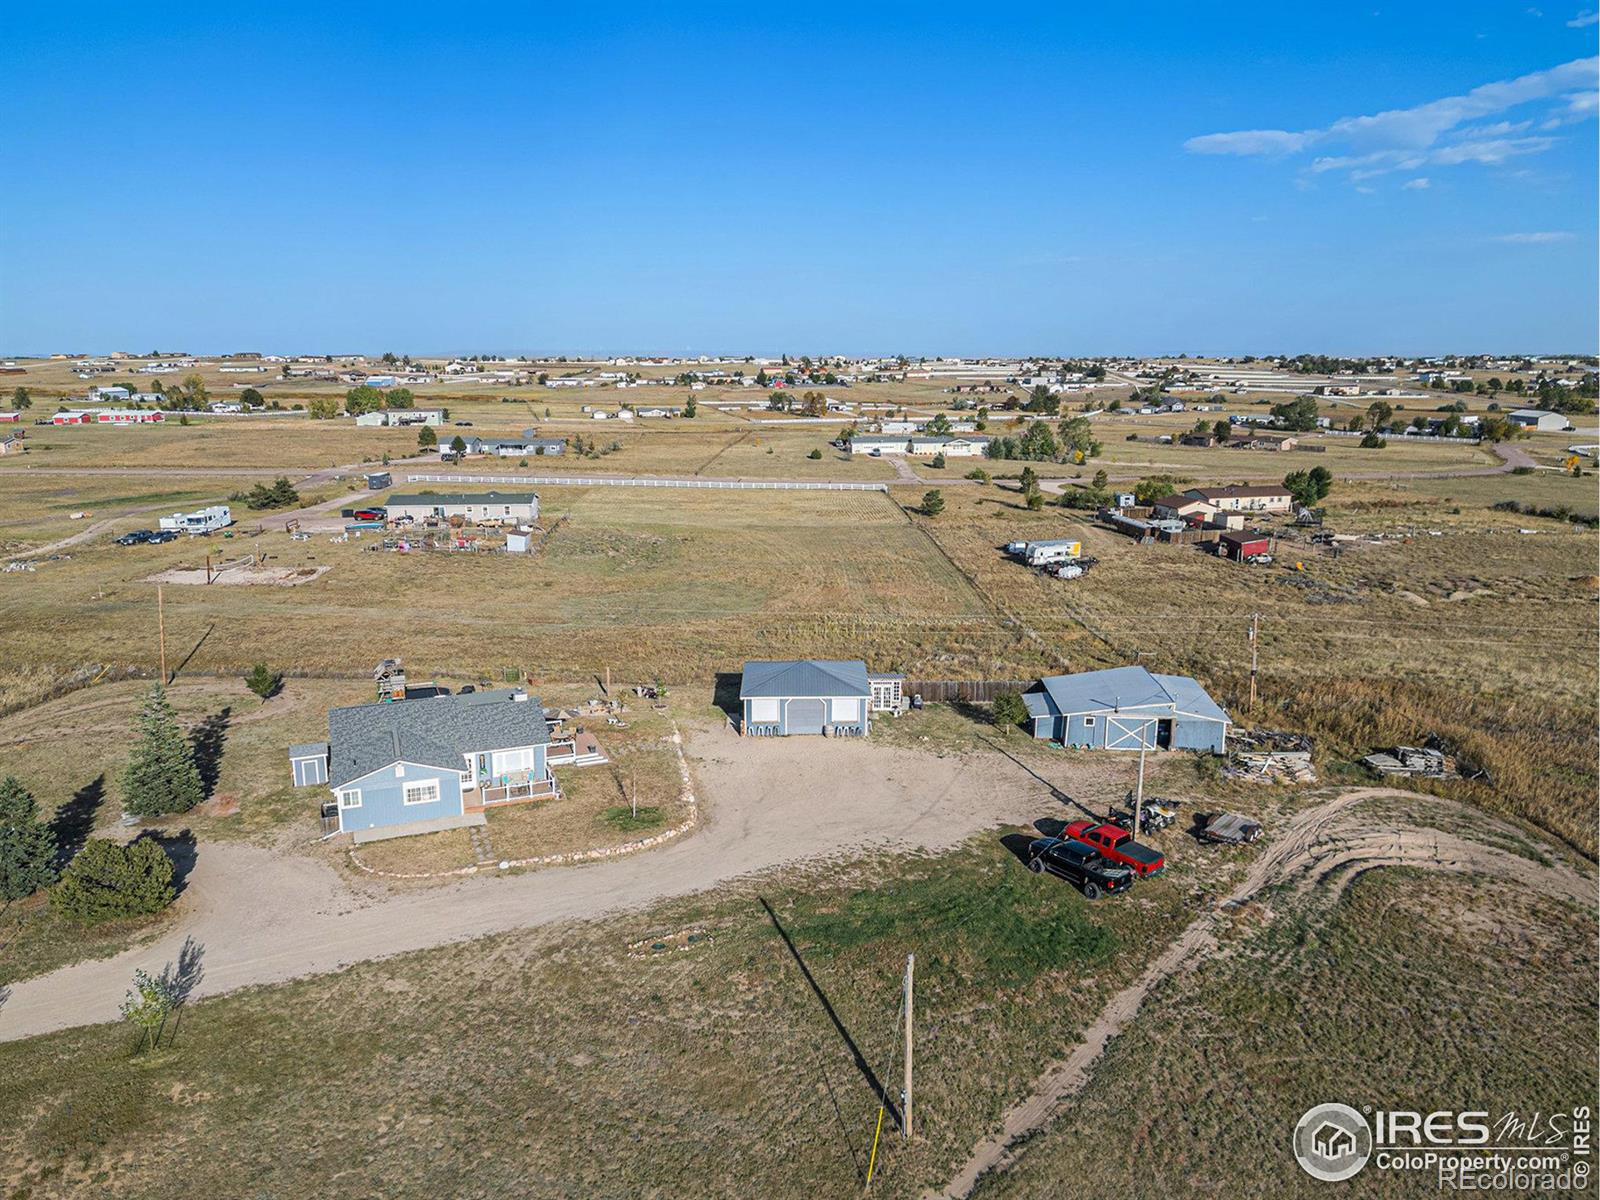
[0,725,1065,1042]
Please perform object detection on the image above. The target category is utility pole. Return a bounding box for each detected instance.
[631,764,638,820]
[157,585,167,683]
[1247,612,1260,712]
[1134,744,1146,837]
[902,953,915,1141]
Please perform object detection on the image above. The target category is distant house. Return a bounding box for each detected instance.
[292,688,556,841]
[384,491,539,524]
[738,659,882,736]
[1226,431,1298,451]
[848,434,990,458]
[0,433,25,455]
[1021,666,1230,752]
[1507,409,1572,432]
[460,435,565,457]
[1149,494,1215,521]
[1180,433,1216,447]
[1182,485,1293,515]
[354,409,445,427]
[52,408,165,426]
[848,436,913,456]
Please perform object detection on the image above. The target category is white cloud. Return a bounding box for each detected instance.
[1184,57,1598,181]
[1568,9,1599,25]
[1493,230,1576,242]
[1402,177,1432,189]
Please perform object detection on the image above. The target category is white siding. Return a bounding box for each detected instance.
[749,698,780,722]
[830,697,862,723]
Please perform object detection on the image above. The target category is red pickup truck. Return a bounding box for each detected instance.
[1064,819,1165,876]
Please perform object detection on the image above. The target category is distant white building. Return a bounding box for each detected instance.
[1507,409,1571,432]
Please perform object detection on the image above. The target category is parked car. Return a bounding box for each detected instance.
[352,508,386,521]
[1063,819,1165,876]
[1025,836,1134,900]
[114,530,155,545]
[147,530,178,544]
[453,420,473,426]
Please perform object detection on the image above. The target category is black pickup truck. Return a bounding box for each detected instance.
[1025,836,1135,900]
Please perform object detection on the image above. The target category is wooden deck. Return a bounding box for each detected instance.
[467,774,559,810]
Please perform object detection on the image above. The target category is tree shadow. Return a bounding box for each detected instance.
[156,935,205,1048]
[759,897,903,1133]
[1032,817,1068,839]
[50,775,106,868]
[158,935,205,1004]
[146,828,199,897]
[191,707,231,797]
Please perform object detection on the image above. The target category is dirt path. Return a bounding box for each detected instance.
[933,787,1595,1199]
[0,723,1072,1043]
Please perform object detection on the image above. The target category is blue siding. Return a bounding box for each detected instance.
[742,698,868,737]
[336,762,465,834]
[1170,717,1227,753]
[291,756,327,787]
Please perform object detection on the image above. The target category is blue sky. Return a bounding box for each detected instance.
[3,2,1596,357]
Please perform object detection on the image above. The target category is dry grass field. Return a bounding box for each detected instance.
[978,865,1597,1199]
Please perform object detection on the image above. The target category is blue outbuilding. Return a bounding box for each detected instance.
[1021,666,1230,753]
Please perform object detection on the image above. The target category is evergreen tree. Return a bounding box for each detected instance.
[0,776,57,900]
[417,424,438,448]
[121,685,205,817]
[920,489,945,517]
[53,838,175,923]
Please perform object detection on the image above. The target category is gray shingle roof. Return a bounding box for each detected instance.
[740,660,871,699]
[326,691,549,788]
[288,742,328,759]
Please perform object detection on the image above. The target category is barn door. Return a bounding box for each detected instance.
[1105,716,1155,750]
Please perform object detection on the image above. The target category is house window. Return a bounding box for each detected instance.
[403,780,440,806]
[1083,716,1096,727]
[338,788,362,809]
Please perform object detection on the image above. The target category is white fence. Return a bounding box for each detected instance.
[1320,428,1481,445]
[406,473,888,493]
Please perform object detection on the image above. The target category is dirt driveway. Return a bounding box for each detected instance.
[0,721,1086,1042]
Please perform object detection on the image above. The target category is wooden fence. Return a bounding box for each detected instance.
[903,679,1031,703]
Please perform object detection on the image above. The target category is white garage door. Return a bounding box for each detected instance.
[786,698,826,734]
[831,697,861,724]
[749,698,780,723]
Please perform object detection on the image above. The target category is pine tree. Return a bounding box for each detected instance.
[0,775,57,900]
[53,838,175,923]
[121,685,205,817]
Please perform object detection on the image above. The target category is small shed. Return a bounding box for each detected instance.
[1218,532,1270,561]
[739,659,872,736]
[505,531,532,554]
[288,742,329,787]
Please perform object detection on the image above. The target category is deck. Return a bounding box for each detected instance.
[468,773,559,810]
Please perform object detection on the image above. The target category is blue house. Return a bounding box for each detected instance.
[290,688,556,841]
[739,660,878,736]
[1021,666,1230,753]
